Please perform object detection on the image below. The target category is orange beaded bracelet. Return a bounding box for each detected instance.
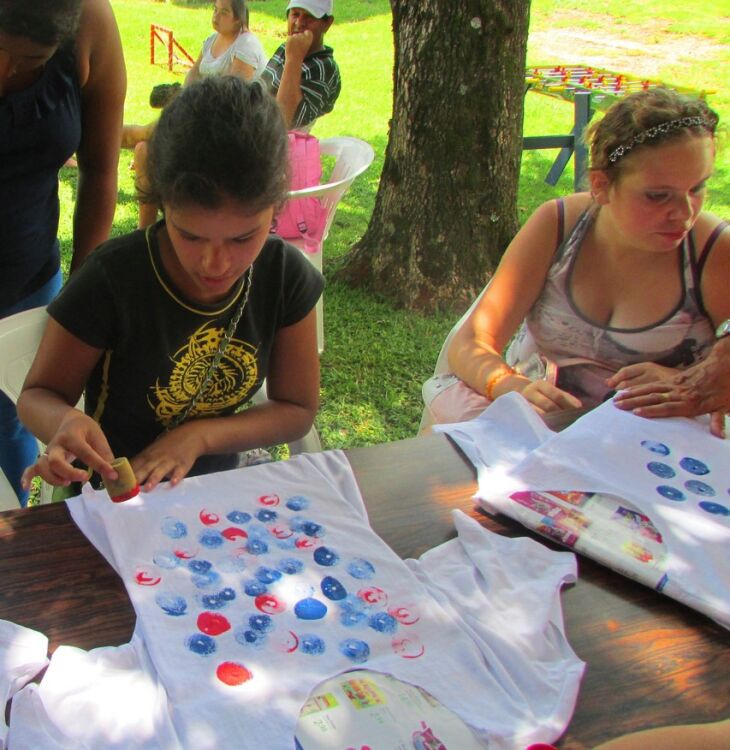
[485,365,516,401]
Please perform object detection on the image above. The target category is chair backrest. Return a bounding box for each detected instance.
[287,136,375,247]
[0,306,50,509]
[0,306,49,405]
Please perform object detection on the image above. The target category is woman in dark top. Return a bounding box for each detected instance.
[0,0,126,504]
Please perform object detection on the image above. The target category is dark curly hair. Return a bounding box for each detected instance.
[142,77,289,213]
[0,0,83,45]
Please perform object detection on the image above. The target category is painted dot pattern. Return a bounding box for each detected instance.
[142,485,426,691]
[640,439,730,517]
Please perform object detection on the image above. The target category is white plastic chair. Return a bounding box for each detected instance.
[285,136,375,352]
[419,284,490,433]
[0,307,320,505]
[0,306,52,506]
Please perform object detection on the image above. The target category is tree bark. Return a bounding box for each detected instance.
[336,0,531,312]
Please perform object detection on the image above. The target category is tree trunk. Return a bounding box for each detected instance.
[336,0,531,312]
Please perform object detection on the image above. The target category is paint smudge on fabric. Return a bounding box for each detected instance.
[277,558,304,575]
[156,593,188,616]
[641,440,670,456]
[347,559,376,580]
[285,495,310,511]
[161,517,188,539]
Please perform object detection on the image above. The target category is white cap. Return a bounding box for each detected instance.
[286,0,333,18]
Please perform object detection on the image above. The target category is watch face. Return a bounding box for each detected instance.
[717,319,730,339]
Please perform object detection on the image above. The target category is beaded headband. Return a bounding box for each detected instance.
[608,116,711,164]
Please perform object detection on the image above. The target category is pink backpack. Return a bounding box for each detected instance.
[271,131,328,254]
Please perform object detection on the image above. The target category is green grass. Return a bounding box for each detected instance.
[57,0,730,451]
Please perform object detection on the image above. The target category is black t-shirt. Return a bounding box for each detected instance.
[49,222,324,474]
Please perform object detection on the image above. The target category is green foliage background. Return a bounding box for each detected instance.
[57,0,730,450]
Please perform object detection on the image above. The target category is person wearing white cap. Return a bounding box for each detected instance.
[261,0,341,130]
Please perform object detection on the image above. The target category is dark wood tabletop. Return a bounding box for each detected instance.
[0,433,727,749]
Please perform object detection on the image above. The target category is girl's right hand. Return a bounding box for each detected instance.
[21,411,117,490]
[514,378,583,414]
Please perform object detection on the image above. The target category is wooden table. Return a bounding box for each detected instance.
[1,434,727,748]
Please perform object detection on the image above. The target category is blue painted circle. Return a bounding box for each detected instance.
[254,566,282,584]
[368,612,398,634]
[656,485,685,501]
[340,638,370,664]
[320,576,347,601]
[286,495,310,511]
[188,559,212,574]
[256,509,278,523]
[679,457,710,476]
[299,634,326,655]
[698,501,730,516]
[641,440,670,456]
[198,529,224,548]
[243,580,268,597]
[313,546,340,566]
[226,510,252,524]
[294,597,328,620]
[684,480,716,497]
[186,633,216,655]
[249,614,275,632]
[646,461,675,479]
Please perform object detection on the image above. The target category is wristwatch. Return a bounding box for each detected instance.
[716,318,730,340]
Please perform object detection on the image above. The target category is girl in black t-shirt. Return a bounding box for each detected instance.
[19,77,323,495]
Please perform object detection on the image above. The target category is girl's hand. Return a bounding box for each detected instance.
[607,362,678,391]
[131,423,207,492]
[21,411,116,490]
[509,377,583,414]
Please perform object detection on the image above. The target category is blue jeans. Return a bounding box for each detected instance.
[0,267,63,506]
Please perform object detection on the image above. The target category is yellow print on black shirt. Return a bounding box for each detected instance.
[150,322,258,426]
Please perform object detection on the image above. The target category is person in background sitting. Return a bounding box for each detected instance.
[126,0,266,228]
[0,0,125,506]
[261,0,341,131]
[426,87,728,427]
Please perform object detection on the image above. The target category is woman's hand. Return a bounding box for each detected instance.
[607,362,678,391]
[21,410,116,490]
[131,423,208,492]
[507,376,583,414]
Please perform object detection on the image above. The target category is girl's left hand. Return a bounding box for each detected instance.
[606,362,678,391]
[131,424,207,492]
